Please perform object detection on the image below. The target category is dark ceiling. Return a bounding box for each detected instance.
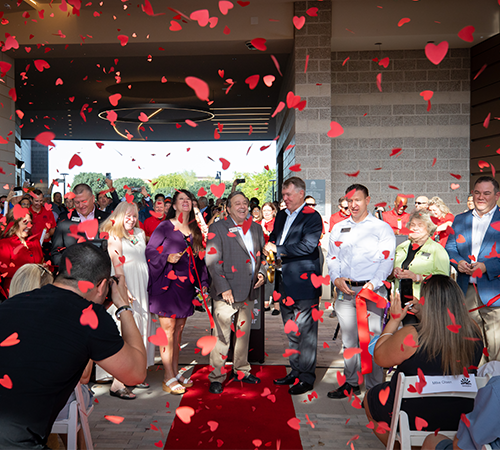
[15,45,290,141]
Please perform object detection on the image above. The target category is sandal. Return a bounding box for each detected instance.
[176,373,194,388]
[126,382,150,389]
[162,377,185,395]
[109,387,136,400]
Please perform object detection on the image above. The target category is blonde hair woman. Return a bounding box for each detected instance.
[9,264,54,298]
[428,197,454,247]
[100,202,154,400]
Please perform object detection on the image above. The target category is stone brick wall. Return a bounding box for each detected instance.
[293,0,332,214]
[330,48,470,215]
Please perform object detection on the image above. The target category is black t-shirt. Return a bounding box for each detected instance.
[0,284,124,448]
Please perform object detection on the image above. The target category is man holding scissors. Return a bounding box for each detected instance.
[327,184,395,398]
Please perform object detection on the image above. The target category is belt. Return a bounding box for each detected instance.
[348,280,369,287]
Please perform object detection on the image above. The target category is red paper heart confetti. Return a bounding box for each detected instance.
[80,304,98,329]
[263,75,275,87]
[415,417,428,431]
[425,41,449,65]
[219,1,233,15]
[35,131,55,146]
[210,183,226,198]
[378,386,390,405]
[78,281,95,294]
[245,74,260,90]
[148,327,169,346]
[287,417,301,430]
[104,415,124,424]
[306,7,318,16]
[327,121,344,138]
[117,35,128,46]
[34,59,50,72]
[197,335,217,355]
[0,374,13,389]
[398,17,410,27]
[343,347,362,359]
[190,9,209,27]
[289,164,301,172]
[68,154,83,169]
[458,25,475,43]
[185,76,209,102]
[0,332,20,347]
[284,319,299,334]
[250,38,267,51]
[292,16,305,30]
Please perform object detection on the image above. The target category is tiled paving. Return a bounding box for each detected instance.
[79,304,385,450]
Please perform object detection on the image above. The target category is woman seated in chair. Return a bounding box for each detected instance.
[363,275,483,445]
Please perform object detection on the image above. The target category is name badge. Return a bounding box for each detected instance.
[341,228,351,233]
[229,227,238,233]
[71,217,80,222]
[421,252,431,258]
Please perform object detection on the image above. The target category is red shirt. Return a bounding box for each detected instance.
[30,206,57,242]
[142,215,165,237]
[432,213,455,247]
[329,211,350,232]
[0,234,44,294]
[382,209,410,234]
[261,217,275,244]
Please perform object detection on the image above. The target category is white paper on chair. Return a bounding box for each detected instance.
[420,375,478,394]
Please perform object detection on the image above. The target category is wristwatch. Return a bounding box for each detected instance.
[115,305,132,320]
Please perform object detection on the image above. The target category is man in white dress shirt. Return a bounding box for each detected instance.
[327,184,395,398]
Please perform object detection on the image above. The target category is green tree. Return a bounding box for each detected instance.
[113,177,148,202]
[71,172,107,195]
[233,169,277,205]
[187,179,232,200]
[150,173,187,198]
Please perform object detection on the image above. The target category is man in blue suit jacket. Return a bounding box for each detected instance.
[264,176,323,395]
[446,176,500,361]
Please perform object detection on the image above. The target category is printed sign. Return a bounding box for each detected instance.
[420,375,478,394]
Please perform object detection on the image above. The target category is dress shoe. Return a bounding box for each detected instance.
[195,305,206,313]
[271,309,280,316]
[327,382,361,399]
[288,381,313,395]
[209,382,223,394]
[274,373,297,385]
[240,373,261,384]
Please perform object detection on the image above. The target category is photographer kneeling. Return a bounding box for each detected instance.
[0,242,147,448]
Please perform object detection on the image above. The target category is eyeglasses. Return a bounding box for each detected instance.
[415,202,427,205]
[307,203,316,207]
[341,206,349,211]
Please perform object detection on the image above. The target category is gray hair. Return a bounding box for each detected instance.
[408,209,436,235]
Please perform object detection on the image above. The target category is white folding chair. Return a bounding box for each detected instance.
[51,382,94,450]
[386,373,487,450]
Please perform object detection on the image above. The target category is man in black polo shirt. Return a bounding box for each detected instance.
[0,243,147,448]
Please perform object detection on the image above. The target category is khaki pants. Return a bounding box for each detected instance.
[465,284,500,362]
[209,299,252,383]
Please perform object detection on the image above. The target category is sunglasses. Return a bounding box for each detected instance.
[307,203,317,207]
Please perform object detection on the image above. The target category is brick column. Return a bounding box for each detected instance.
[293,0,332,217]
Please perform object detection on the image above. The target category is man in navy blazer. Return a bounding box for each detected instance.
[446,176,500,361]
[264,176,323,395]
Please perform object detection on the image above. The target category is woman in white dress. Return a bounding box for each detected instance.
[100,201,155,399]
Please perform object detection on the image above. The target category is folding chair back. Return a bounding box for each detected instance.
[386,373,487,450]
[51,382,94,450]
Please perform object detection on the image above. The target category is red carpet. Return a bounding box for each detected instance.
[165,365,303,450]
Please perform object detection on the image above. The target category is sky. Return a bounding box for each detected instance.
[48,140,276,193]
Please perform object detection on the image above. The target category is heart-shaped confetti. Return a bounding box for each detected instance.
[185,76,209,102]
[0,374,13,389]
[0,332,20,347]
[458,25,475,43]
[169,21,182,31]
[263,75,275,87]
[69,154,83,169]
[176,406,195,423]
[327,121,344,138]
[250,38,267,51]
[148,327,169,346]
[245,74,260,90]
[425,41,449,65]
[80,304,98,329]
[190,9,209,27]
[219,0,233,15]
[117,35,128,46]
[210,183,226,198]
[292,16,305,30]
[35,131,55,146]
[197,335,217,355]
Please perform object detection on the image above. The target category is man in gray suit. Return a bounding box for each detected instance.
[206,191,266,394]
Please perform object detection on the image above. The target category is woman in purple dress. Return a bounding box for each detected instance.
[146,189,209,395]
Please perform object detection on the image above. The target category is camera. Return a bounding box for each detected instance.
[130,187,142,193]
[235,178,245,184]
[104,275,119,309]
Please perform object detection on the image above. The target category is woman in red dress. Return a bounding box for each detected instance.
[0,209,44,297]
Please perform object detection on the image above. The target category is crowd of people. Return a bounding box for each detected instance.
[1,174,499,448]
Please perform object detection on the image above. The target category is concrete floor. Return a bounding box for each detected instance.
[81,304,385,450]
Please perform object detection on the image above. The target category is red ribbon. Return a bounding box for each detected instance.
[355,288,388,375]
[186,246,214,329]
